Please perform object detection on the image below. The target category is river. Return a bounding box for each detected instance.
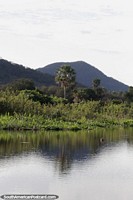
[0,128,133,200]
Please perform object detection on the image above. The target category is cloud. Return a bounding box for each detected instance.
[81,30,92,35]
[100,6,124,17]
[91,48,122,55]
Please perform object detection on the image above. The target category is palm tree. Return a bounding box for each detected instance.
[55,65,76,99]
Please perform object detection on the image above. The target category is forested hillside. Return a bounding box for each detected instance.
[0,59,55,86]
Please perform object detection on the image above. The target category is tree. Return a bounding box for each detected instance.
[8,78,35,91]
[92,79,107,100]
[125,86,133,103]
[73,88,96,102]
[92,78,101,89]
[55,65,76,99]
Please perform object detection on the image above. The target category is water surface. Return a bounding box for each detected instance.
[0,128,133,200]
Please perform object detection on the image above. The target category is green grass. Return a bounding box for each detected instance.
[0,113,133,131]
[1,90,133,131]
[0,114,83,131]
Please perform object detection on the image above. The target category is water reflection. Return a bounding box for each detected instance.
[0,128,133,173]
[1,128,133,199]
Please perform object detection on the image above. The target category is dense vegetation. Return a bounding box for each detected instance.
[0,64,133,131]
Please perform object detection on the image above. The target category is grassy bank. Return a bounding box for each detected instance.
[0,112,133,131]
[0,114,85,131]
[1,90,133,130]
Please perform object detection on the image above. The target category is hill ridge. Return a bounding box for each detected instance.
[0,59,55,86]
[0,58,128,91]
[37,60,128,91]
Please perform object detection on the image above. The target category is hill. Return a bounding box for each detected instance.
[0,59,55,86]
[37,61,128,91]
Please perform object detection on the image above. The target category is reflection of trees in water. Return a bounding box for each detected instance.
[0,128,133,172]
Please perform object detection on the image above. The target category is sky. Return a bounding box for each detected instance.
[0,0,133,85]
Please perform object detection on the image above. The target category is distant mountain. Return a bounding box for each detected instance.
[37,61,128,91]
[0,59,129,91]
[0,59,55,86]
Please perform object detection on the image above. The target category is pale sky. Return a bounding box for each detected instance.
[0,0,133,85]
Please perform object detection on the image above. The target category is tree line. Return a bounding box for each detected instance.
[1,64,132,103]
[1,65,133,130]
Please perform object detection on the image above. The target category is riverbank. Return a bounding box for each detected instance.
[0,113,133,131]
[1,90,133,131]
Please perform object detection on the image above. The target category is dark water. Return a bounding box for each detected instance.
[0,128,133,199]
